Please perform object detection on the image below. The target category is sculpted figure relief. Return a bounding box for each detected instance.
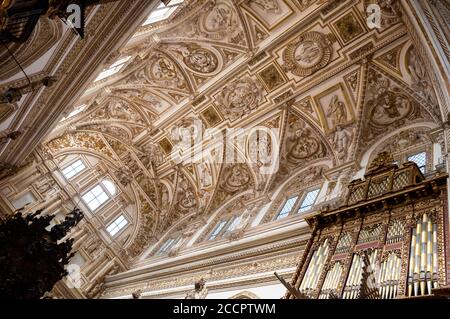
[145,53,187,90]
[162,0,245,45]
[327,95,347,128]
[92,101,144,124]
[199,163,213,188]
[367,77,412,127]
[176,176,197,210]
[115,166,133,186]
[217,78,264,121]
[139,143,165,167]
[185,278,208,299]
[295,41,322,67]
[407,47,437,106]
[249,0,280,13]
[365,68,420,128]
[331,125,352,161]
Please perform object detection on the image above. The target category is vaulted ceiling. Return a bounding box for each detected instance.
[2,0,445,262]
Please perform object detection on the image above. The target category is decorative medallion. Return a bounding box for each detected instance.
[145,53,187,90]
[220,164,252,194]
[366,74,414,128]
[169,44,219,74]
[282,115,325,165]
[283,31,333,77]
[216,77,264,121]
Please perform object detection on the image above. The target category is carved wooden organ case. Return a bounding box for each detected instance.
[288,157,449,299]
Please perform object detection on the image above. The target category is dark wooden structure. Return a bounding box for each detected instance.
[0,0,123,43]
[286,152,450,299]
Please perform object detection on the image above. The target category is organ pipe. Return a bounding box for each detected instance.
[286,157,447,300]
[343,250,378,299]
[299,239,330,296]
[378,252,401,299]
[319,262,343,299]
[407,214,438,297]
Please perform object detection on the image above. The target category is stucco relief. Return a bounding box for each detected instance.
[46,132,115,159]
[249,0,280,13]
[167,43,219,74]
[406,46,438,107]
[87,100,145,126]
[126,195,158,259]
[282,115,326,165]
[364,0,401,29]
[216,77,265,121]
[175,175,198,211]
[358,67,433,145]
[160,0,246,46]
[283,31,333,77]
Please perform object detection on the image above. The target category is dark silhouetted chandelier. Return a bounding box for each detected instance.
[0,208,84,299]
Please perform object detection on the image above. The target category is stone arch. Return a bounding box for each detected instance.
[357,122,438,178]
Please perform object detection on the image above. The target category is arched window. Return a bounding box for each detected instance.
[81,179,116,211]
[297,188,320,213]
[143,0,184,25]
[368,128,433,174]
[60,104,87,122]
[101,180,116,196]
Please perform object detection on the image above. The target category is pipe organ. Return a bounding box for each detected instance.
[287,152,450,299]
[299,238,330,295]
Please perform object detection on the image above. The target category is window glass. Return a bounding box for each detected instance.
[94,56,131,82]
[208,220,227,240]
[82,184,111,211]
[142,0,183,25]
[408,152,426,173]
[60,104,87,121]
[298,189,320,213]
[275,196,298,220]
[157,236,180,255]
[225,216,241,233]
[12,191,36,209]
[106,215,128,236]
[102,180,116,196]
[62,160,86,179]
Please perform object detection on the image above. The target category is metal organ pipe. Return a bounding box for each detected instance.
[407,213,438,297]
[319,262,343,299]
[343,250,378,299]
[299,239,330,296]
[378,252,401,299]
